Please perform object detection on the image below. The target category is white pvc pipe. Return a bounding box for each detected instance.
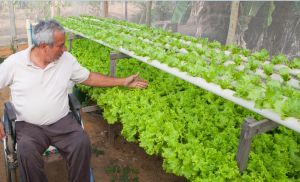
[70,18,300,89]
[26,19,32,46]
[65,28,300,133]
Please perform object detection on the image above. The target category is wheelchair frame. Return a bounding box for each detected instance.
[2,93,94,182]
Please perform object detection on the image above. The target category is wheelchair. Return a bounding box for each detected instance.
[2,94,94,182]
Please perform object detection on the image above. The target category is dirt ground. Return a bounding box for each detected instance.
[0,66,186,181]
[0,44,28,59]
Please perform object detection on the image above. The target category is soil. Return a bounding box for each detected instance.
[0,44,28,59]
[0,47,187,182]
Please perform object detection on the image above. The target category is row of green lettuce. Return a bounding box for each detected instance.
[57,16,300,120]
[71,38,300,181]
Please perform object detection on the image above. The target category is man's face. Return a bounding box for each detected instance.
[45,30,66,62]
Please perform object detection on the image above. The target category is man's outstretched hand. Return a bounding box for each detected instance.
[0,122,5,139]
[124,73,148,88]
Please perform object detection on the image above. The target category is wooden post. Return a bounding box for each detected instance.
[139,11,146,24]
[56,0,61,17]
[146,1,152,27]
[226,1,240,45]
[124,1,128,20]
[236,118,278,172]
[68,35,73,52]
[8,0,17,53]
[50,0,55,18]
[103,1,109,17]
[50,0,61,18]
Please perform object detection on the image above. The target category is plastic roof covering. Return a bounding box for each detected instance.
[0,1,299,58]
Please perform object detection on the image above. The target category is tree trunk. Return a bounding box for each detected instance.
[146,1,152,27]
[195,2,231,44]
[8,0,17,53]
[103,1,109,17]
[124,1,128,20]
[226,1,240,45]
[261,2,300,59]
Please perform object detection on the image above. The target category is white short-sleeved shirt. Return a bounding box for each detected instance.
[0,47,90,125]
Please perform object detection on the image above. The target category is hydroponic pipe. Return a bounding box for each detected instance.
[26,19,32,46]
[66,28,300,133]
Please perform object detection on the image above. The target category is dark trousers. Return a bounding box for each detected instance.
[16,113,91,182]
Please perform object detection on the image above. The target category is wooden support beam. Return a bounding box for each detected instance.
[124,1,128,20]
[226,1,240,45]
[50,0,61,18]
[56,0,61,17]
[50,0,55,18]
[8,0,17,53]
[103,1,109,17]
[236,118,278,173]
[146,1,152,27]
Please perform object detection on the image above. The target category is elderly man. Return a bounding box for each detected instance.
[0,19,147,182]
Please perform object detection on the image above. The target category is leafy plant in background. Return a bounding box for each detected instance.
[56,15,300,120]
[279,67,290,82]
[252,49,269,62]
[262,63,274,76]
[272,53,289,65]
[290,58,300,69]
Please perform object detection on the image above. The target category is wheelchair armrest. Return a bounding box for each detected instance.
[68,93,81,111]
[4,102,17,121]
[4,102,16,135]
[68,93,82,125]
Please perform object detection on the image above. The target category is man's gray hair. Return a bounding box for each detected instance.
[32,19,65,47]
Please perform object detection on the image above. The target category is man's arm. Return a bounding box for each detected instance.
[0,58,13,139]
[0,58,14,90]
[0,123,5,139]
[81,72,148,88]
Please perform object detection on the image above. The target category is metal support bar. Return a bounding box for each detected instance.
[236,118,279,173]
[109,53,130,77]
[68,37,73,52]
[110,52,131,60]
[82,105,100,113]
[68,34,83,40]
[68,33,84,52]
[110,59,117,77]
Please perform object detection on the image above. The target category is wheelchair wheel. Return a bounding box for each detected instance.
[3,135,18,182]
[3,138,12,182]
